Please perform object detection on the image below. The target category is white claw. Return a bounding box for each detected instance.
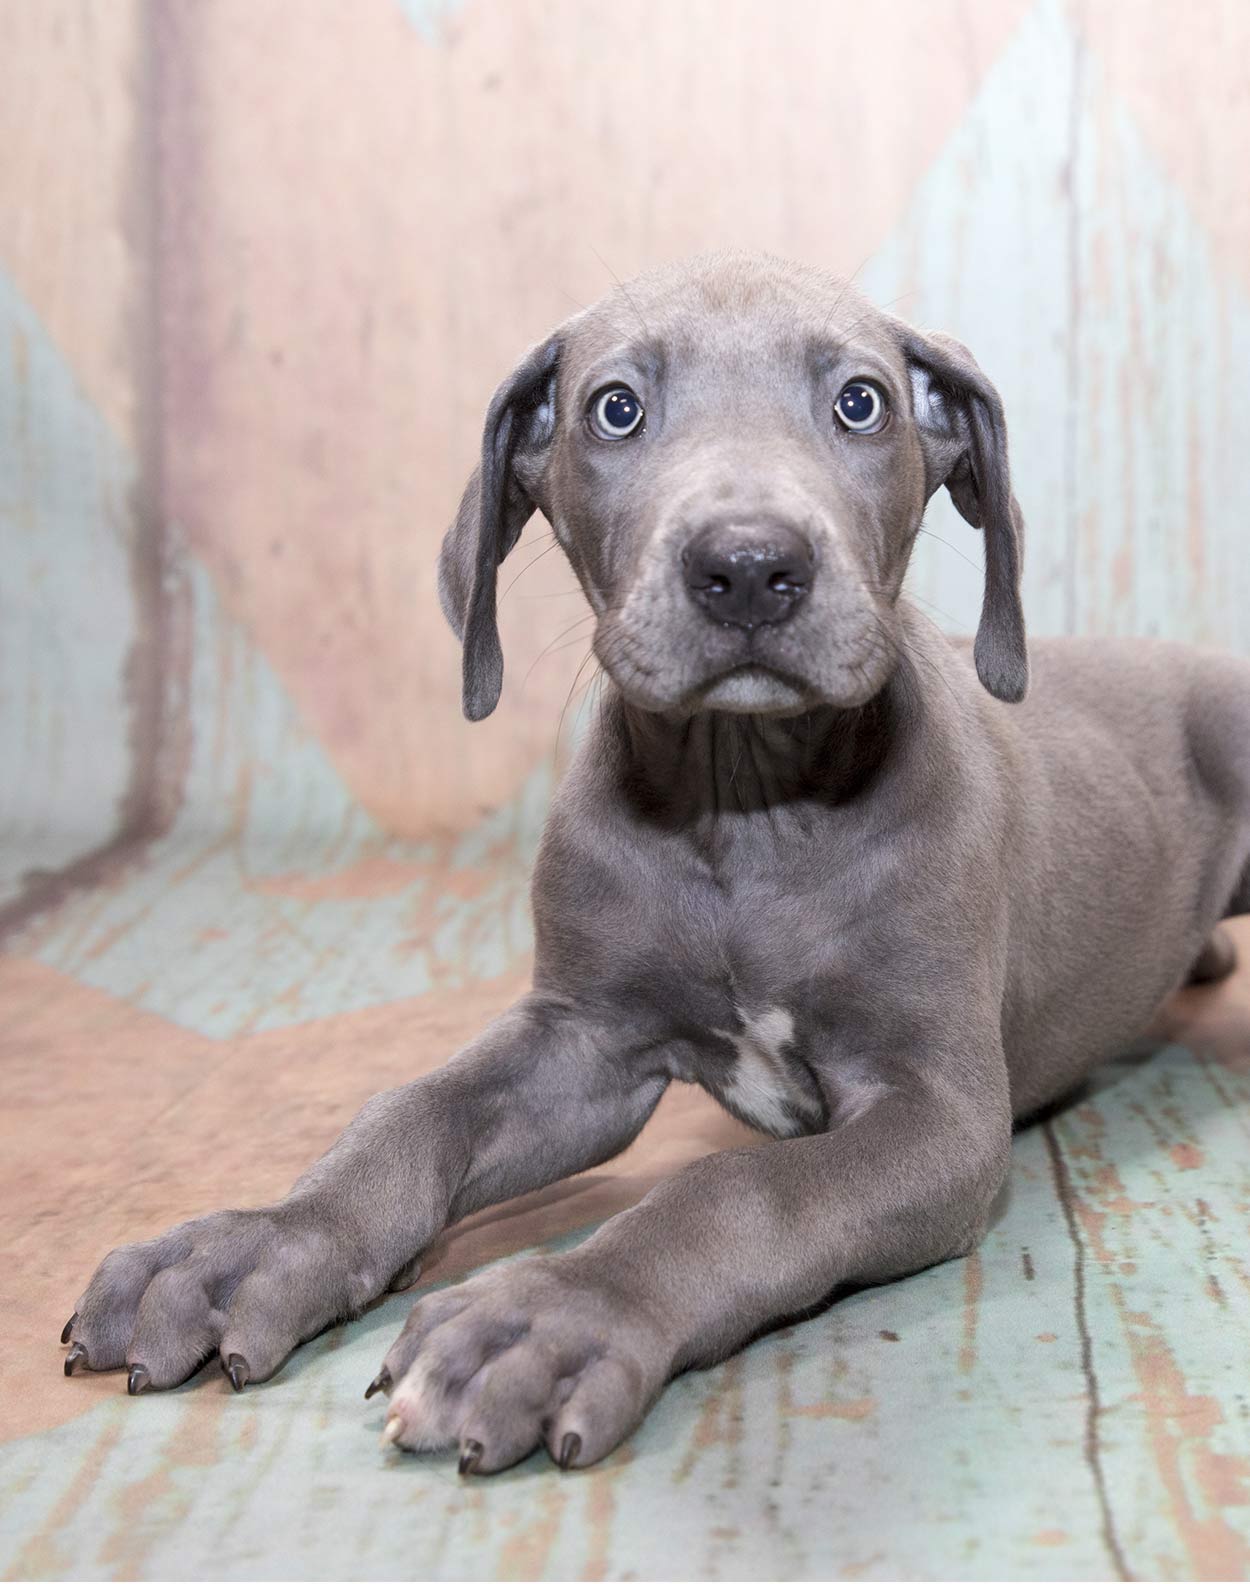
[382,1413,403,1446]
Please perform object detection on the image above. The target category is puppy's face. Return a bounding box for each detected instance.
[440,254,1026,722]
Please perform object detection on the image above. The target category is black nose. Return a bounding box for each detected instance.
[682,524,814,629]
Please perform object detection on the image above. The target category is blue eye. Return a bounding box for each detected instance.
[835,381,887,433]
[591,386,644,439]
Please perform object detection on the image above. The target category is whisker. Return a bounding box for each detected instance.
[855,576,974,633]
[522,613,597,686]
[902,590,974,629]
[498,535,558,603]
[554,648,601,761]
[833,292,922,352]
[590,244,650,340]
[536,628,603,663]
[818,251,874,343]
[916,524,983,576]
[889,623,962,712]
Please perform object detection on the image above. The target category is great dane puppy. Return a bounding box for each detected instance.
[63,254,1250,1475]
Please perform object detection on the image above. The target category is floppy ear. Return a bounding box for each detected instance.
[438,335,561,721]
[903,329,1028,704]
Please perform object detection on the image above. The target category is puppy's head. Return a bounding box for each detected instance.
[440,253,1026,721]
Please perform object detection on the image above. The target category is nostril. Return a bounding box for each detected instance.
[767,570,806,595]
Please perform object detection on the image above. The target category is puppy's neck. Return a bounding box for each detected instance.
[610,679,910,824]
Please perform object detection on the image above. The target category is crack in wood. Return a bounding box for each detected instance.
[1043,1120,1133,1582]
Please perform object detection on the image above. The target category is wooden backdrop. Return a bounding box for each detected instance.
[3,0,1249,900]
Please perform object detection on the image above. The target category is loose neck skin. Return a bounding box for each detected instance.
[610,666,917,828]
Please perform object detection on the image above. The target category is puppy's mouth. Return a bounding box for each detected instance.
[691,662,816,716]
[593,598,898,717]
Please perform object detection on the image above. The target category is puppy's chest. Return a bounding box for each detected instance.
[650,844,847,996]
[543,813,891,1135]
[623,859,862,1137]
[695,1003,827,1138]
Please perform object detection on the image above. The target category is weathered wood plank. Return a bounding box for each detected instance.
[0,1,150,911]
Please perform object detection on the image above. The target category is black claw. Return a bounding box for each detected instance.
[63,1342,87,1377]
[558,1431,582,1471]
[458,1438,484,1477]
[127,1364,151,1396]
[60,1312,78,1345]
[223,1353,250,1392]
[364,1367,391,1401]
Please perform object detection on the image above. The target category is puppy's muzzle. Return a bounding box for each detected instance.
[681,523,814,630]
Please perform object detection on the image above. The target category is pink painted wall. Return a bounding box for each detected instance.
[3,0,1248,876]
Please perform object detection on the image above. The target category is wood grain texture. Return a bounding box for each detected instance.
[1,925,1248,1579]
[0,0,144,449]
[1068,0,1250,299]
[0,1,152,914]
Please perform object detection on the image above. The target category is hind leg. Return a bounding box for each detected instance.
[1187,925,1239,986]
[1184,659,1250,976]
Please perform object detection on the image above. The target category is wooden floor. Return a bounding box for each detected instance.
[2,824,1250,1580]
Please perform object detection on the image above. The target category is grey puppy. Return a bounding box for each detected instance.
[63,253,1250,1476]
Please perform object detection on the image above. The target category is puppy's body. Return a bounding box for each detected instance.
[991,632,1249,1108]
[540,612,1249,1140]
[63,255,1250,1474]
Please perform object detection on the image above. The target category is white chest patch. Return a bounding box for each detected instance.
[715,1007,818,1137]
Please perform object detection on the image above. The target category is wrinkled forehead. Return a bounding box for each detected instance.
[559,258,903,399]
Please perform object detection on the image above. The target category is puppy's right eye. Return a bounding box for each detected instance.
[834,380,887,433]
[589,386,645,440]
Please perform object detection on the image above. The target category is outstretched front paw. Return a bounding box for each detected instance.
[370,1256,671,1473]
[62,1205,387,1392]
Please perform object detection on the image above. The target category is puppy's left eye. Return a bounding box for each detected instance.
[834,381,887,433]
[589,386,645,440]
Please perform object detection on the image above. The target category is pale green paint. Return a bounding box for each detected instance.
[0,267,139,906]
[394,0,464,44]
[18,556,548,1037]
[866,0,1250,657]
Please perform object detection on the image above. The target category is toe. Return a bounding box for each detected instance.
[377,1289,472,1391]
[383,1354,464,1453]
[363,1367,391,1400]
[70,1239,174,1372]
[455,1340,564,1474]
[217,1269,314,1386]
[126,1264,221,1389]
[222,1353,250,1392]
[545,1355,655,1469]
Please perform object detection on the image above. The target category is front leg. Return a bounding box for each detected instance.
[62,995,668,1392]
[379,1049,1011,1471]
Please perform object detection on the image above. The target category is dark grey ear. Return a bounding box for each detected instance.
[438,335,561,721]
[903,329,1028,704]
